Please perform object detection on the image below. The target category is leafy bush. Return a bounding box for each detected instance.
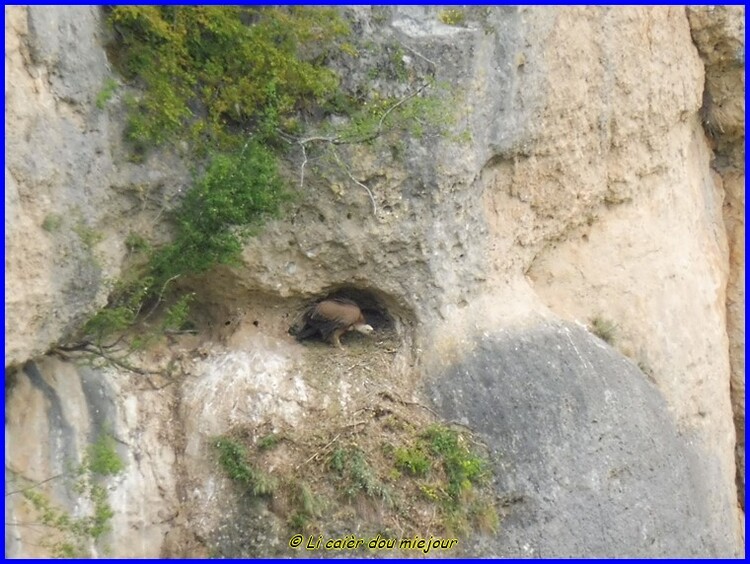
[590,316,617,345]
[87,433,125,477]
[82,277,154,344]
[108,6,348,150]
[422,424,488,501]
[148,144,288,285]
[394,446,430,477]
[215,436,277,497]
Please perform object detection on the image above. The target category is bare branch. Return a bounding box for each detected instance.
[399,43,438,69]
[299,142,308,190]
[141,274,181,322]
[296,432,341,471]
[5,474,64,497]
[278,81,432,204]
[377,82,430,132]
[281,81,433,151]
[331,149,378,216]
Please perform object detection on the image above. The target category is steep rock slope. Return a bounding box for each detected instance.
[5,6,744,558]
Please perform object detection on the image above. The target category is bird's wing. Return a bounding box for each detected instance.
[309,300,360,326]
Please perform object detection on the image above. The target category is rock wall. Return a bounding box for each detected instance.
[4,6,187,367]
[5,358,180,558]
[687,5,746,509]
[427,323,738,557]
[4,5,745,558]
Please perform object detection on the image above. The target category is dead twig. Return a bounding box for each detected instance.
[331,149,378,216]
[296,432,341,471]
[140,274,181,322]
[5,474,64,497]
[399,43,438,69]
[278,81,432,196]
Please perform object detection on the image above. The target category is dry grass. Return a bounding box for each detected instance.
[211,326,499,556]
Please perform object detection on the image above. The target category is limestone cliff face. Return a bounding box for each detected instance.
[5,6,745,558]
[5,6,188,368]
[687,5,746,509]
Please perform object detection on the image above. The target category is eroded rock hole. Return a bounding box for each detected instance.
[320,287,395,332]
[289,286,398,345]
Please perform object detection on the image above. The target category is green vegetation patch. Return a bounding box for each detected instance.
[12,429,124,557]
[215,436,277,497]
[590,316,617,345]
[148,144,288,286]
[96,78,118,109]
[211,412,498,554]
[438,9,466,26]
[87,432,125,476]
[108,6,348,151]
[330,446,391,504]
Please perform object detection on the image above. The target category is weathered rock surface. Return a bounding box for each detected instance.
[5,358,180,558]
[687,5,746,509]
[426,323,741,557]
[4,6,187,367]
[4,5,745,559]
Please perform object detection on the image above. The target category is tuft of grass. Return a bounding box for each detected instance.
[470,500,500,534]
[96,78,118,109]
[438,9,466,26]
[124,232,150,254]
[73,222,103,249]
[257,433,282,451]
[42,214,63,232]
[215,436,277,497]
[87,433,125,477]
[590,316,617,345]
[330,446,391,504]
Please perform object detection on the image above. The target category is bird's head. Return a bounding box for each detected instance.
[354,323,374,335]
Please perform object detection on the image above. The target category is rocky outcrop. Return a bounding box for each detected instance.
[4,6,187,367]
[5,358,180,558]
[427,322,740,557]
[687,5,746,510]
[4,5,745,558]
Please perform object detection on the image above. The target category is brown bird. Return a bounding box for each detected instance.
[295,298,374,348]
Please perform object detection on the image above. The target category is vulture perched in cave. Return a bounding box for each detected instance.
[295,298,374,348]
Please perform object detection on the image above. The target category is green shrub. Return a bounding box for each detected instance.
[590,316,617,345]
[148,144,288,286]
[82,277,154,344]
[96,78,118,109]
[161,293,194,332]
[215,436,277,497]
[87,433,125,477]
[422,424,487,502]
[108,6,348,150]
[394,446,430,477]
